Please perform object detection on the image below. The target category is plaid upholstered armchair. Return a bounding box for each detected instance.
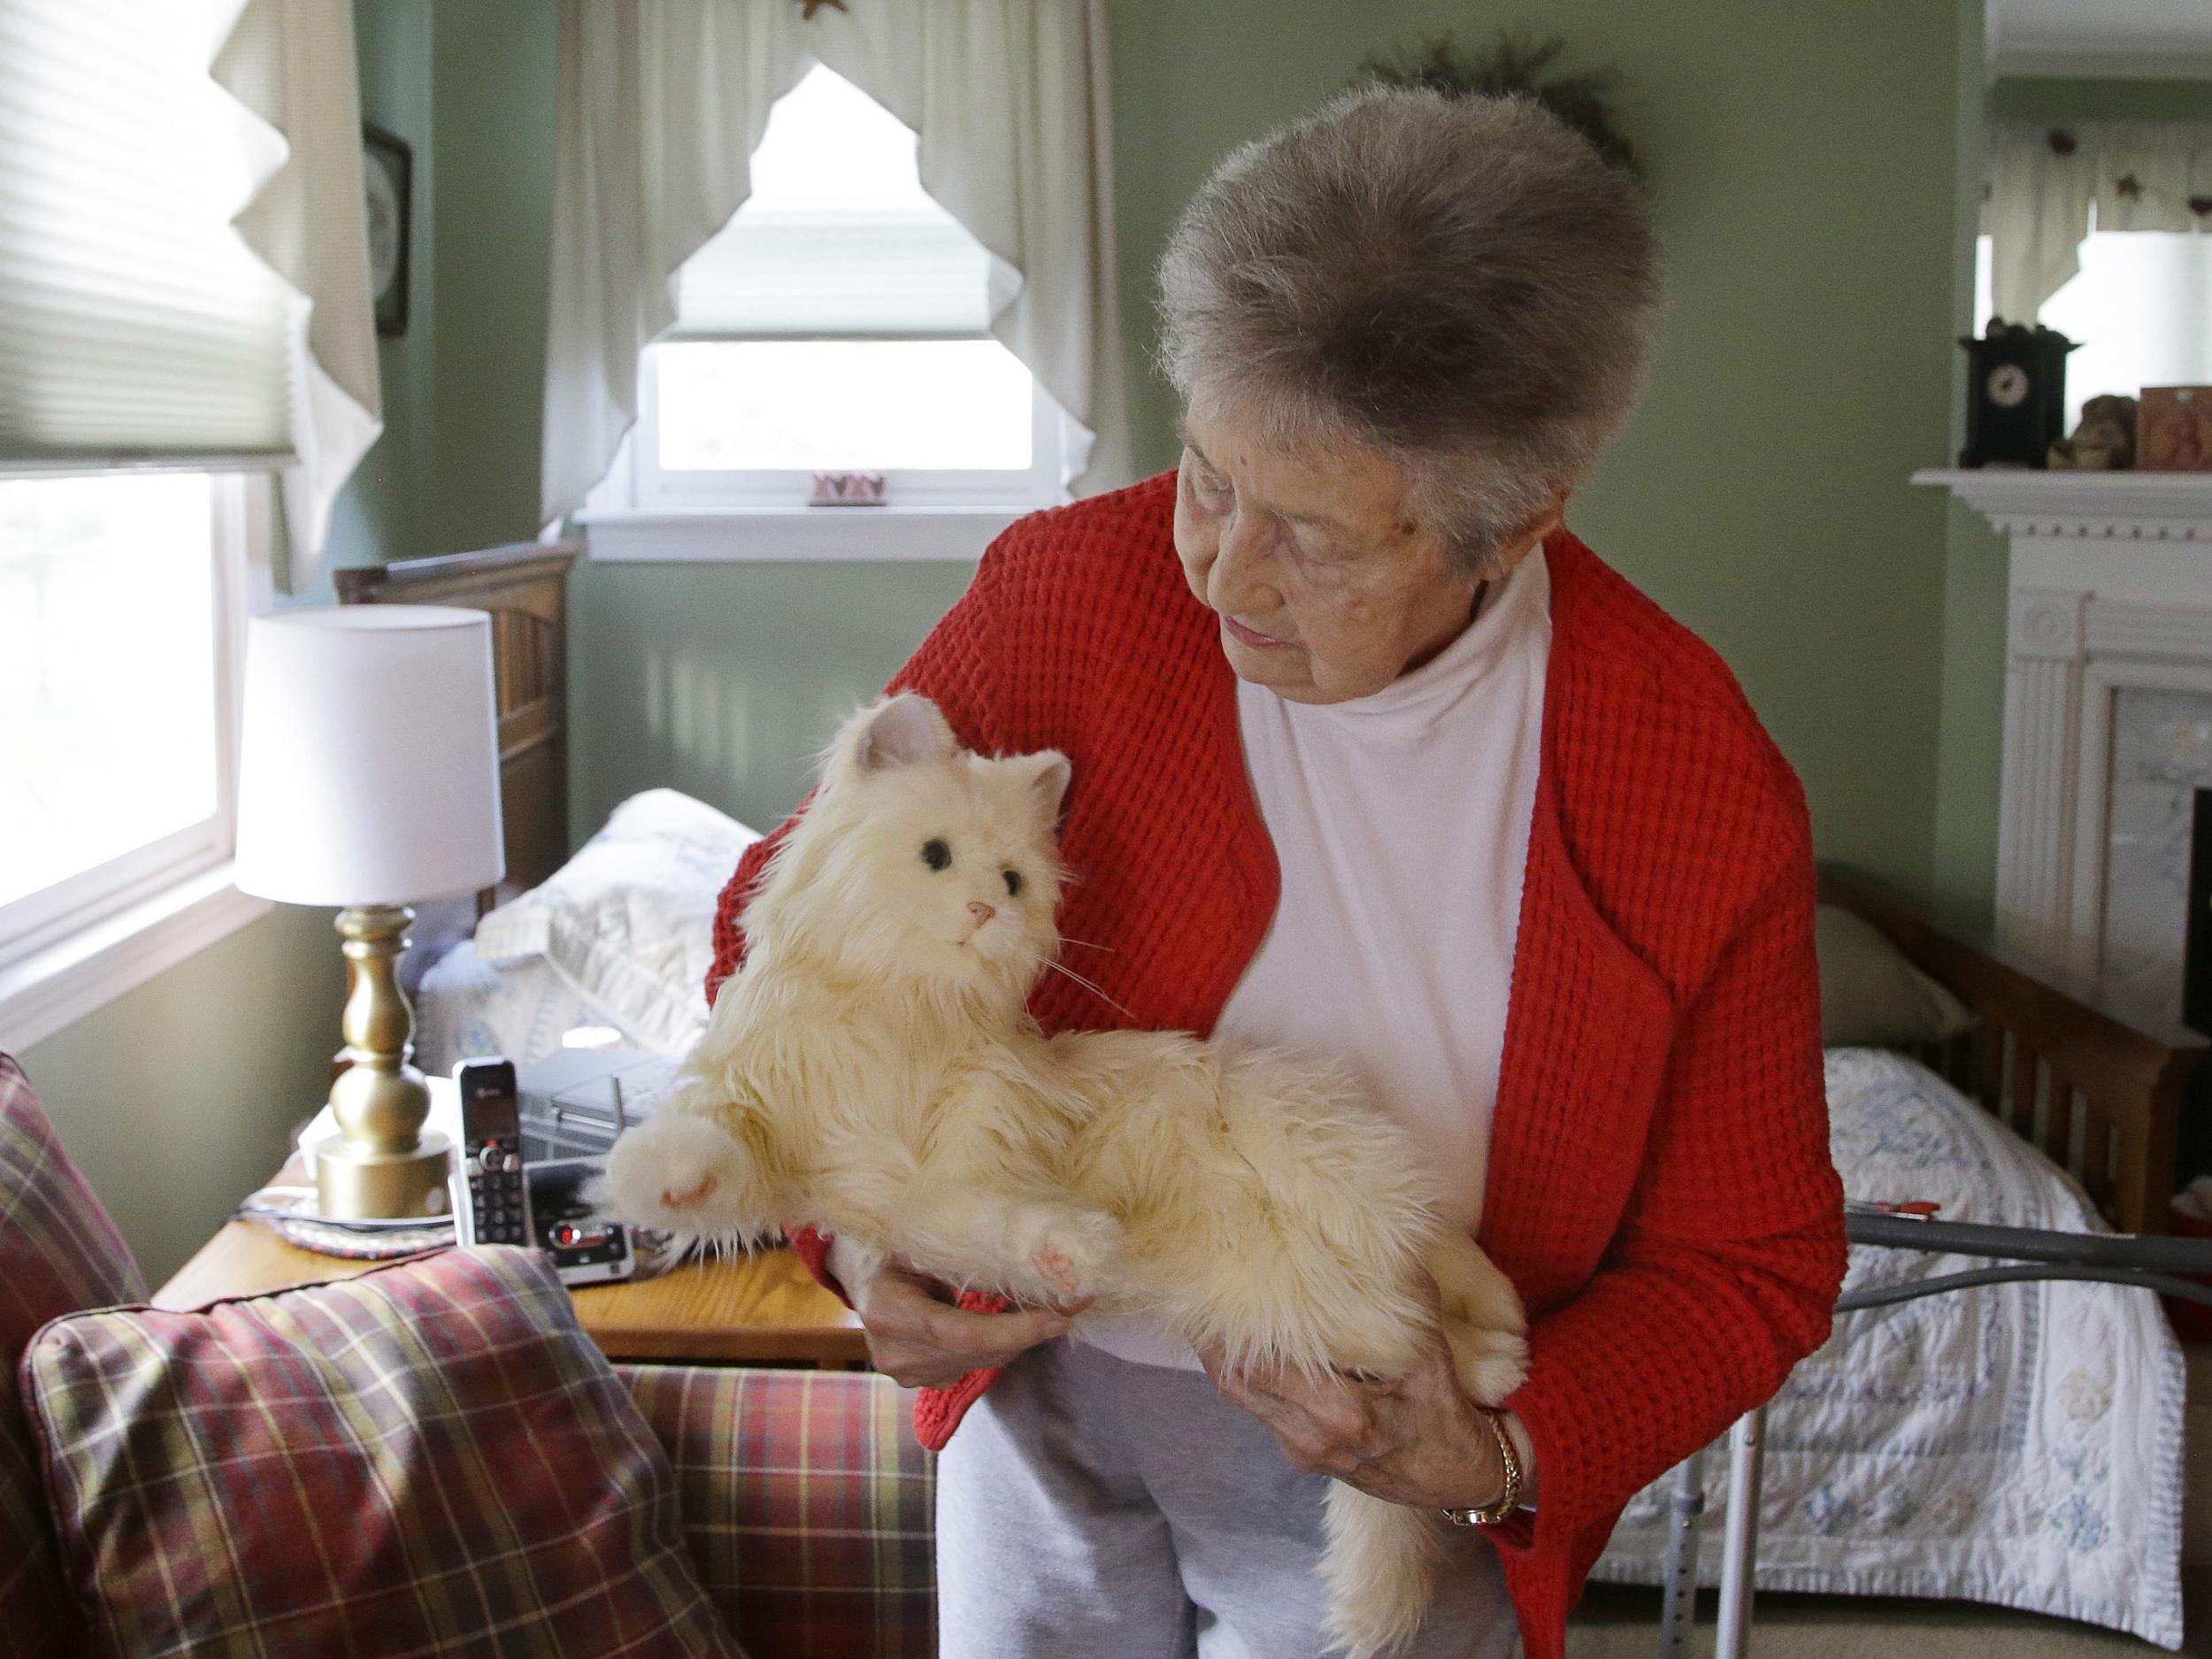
[1,1054,936,1659]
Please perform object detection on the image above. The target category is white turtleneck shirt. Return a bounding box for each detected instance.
[1077,546,1552,1371]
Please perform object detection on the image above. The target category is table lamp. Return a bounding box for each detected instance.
[234,607,503,1220]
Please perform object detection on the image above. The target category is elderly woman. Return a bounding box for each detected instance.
[708,87,1845,1659]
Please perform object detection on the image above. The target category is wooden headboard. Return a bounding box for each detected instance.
[1818,863,2207,1234]
[335,541,580,911]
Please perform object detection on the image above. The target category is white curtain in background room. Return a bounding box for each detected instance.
[539,0,1130,526]
[1985,120,2212,324]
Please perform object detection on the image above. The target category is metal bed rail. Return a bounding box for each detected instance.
[1654,1203,2212,1659]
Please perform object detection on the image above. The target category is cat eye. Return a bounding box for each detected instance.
[1002,868,1023,898]
[921,838,951,872]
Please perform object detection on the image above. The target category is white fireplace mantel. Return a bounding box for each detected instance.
[1914,469,2212,543]
[1915,468,2212,995]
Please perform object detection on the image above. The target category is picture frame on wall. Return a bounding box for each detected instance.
[363,123,412,338]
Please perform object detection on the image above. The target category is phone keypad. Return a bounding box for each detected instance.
[465,1136,529,1244]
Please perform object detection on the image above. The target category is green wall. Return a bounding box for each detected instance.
[1113,0,1965,889]
[31,0,2017,1277]
[320,0,439,593]
[587,0,1975,883]
[572,562,979,835]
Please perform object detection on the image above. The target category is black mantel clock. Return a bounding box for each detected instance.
[1958,320,2076,468]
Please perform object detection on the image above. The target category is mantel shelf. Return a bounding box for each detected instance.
[1912,468,2212,541]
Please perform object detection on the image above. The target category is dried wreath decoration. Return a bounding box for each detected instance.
[1357,31,1640,178]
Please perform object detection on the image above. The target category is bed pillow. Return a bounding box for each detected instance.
[22,1245,745,1659]
[473,789,759,1056]
[1815,904,1975,1048]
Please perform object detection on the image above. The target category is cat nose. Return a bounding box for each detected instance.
[968,900,997,926]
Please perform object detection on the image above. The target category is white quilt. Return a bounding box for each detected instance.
[1592,1047,2188,1647]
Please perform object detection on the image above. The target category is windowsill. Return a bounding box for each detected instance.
[578,506,1030,563]
[0,863,273,1052]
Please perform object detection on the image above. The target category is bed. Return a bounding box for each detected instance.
[342,546,2208,1647]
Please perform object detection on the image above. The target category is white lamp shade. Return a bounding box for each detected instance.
[234,606,504,907]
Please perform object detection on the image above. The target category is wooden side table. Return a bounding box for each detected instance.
[155,1167,868,1369]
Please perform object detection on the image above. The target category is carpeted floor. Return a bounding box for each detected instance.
[1566,1569,2211,1658]
[1561,1341,2210,1659]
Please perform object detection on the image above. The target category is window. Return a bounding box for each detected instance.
[0,472,267,1047]
[1975,231,2212,429]
[0,1,316,1048]
[621,65,1073,516]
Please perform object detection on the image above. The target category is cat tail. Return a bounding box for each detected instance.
[1322,1481,1439,1659]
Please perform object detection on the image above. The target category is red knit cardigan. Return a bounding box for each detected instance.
[706,472,1847,1659]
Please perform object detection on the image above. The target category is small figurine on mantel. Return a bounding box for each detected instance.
[1958,319,2076,469]
[2139,387,2212,472]
[2047,394,2139,471]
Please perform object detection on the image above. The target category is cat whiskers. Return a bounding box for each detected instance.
[1033,954,1135,1018]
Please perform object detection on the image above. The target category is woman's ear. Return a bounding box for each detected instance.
[1486,490,1568,580]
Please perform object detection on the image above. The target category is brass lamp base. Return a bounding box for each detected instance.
[311,1130,454,1220]
[314,904,455,1221]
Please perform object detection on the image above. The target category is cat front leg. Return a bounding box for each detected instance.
[595,1107,785,1249]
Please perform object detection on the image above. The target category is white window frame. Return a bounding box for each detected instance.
[0,472,277,1052]
[633,340,1070,512]
[580,342,1077,564]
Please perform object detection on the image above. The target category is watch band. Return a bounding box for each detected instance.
[1440,1407,1522,1526]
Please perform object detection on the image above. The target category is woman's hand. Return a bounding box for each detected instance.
[837,1244,1085,1389]
[1198,1274,1509,1512]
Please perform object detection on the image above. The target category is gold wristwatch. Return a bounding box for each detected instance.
[1440,1407,1522,1526]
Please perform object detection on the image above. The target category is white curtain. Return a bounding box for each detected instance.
[214,0,384,588]
[1986,121,2212,325]
[540,0,1128,526]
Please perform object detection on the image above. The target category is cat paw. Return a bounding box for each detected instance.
[661,1172,718,1209]
[1008,1207,1122,1304]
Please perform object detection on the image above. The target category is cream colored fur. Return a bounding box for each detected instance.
[595,695,1527,1658]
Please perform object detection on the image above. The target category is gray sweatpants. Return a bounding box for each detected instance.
[935,1336,1518,1658]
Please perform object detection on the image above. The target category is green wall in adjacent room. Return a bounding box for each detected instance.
[1989,76,2212,124]
[1925,67,2212,933]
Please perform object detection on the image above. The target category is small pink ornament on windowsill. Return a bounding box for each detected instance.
[810,472,887,506]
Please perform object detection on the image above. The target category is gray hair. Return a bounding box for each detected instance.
[1157,86,1662,573]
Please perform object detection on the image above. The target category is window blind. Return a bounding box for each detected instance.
[0,0,296,468]
[667,63,1005,342]
[671,204,1002,339]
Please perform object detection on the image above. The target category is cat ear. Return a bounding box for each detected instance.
[849,695,956,774]
[1020,750,1072,818]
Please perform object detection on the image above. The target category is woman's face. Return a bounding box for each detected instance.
[1172,401,1549,704]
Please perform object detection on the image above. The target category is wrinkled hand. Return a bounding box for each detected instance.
[1199,1271,1506,1512]
[842,1248,1086,1389]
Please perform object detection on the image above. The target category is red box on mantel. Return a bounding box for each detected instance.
[2137,387,2212,472]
